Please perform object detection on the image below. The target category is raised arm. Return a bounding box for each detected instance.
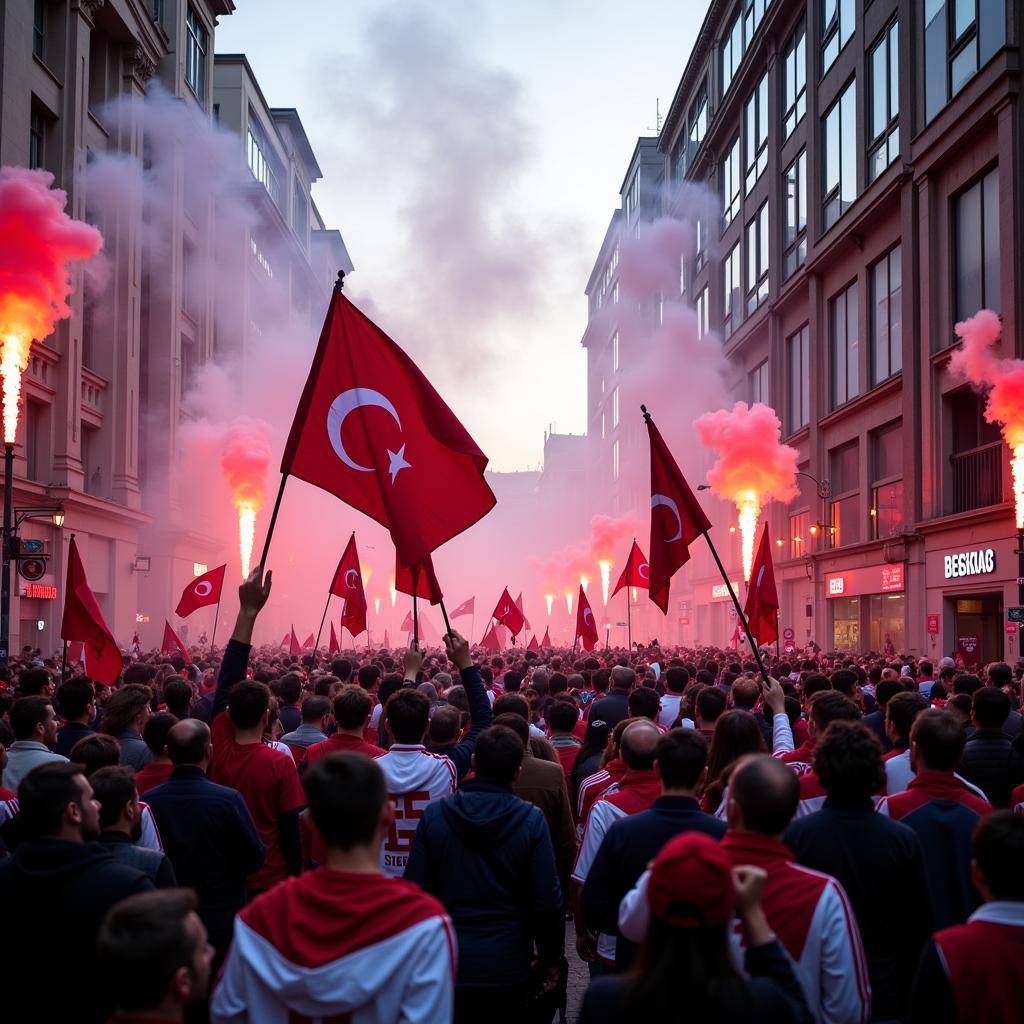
[443,631,493,780]
[212,567,273,720]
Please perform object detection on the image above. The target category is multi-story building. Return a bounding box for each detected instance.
[643,0,1022,665]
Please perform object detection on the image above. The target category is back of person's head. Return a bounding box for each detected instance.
[10,695,53,740]
[122,664,154,687]
[546,700,578,734]
[592,670,610,694]
[57,678,94,721]
[911,710,966,772]
[610,665,636,690]
[70,732,121,775]
[166,719,211,766]
[331,658,353,682]
[919,660,934,677]
[986,662,1013,688]
[620,720,660,771]
[97,890,208,1014]
[973,811,1024,901]
[18,667,52,696]
[142,712,178,758]
[227,681,270,730]
[162,679,192,717]
[809,690,861,733]
[695,669,716,688]
[493,692,530,720]
[493,711,530,747]
[472,725,524,786]
[304,752,388,849]
[664,666,689,694]
[802,674,831,700]
[707,710,767,780]
[385,688,430,743]
[301,695,331,724]
[696,686,727,725]
[972,687,1011,729]
[357,665,381,691]
[277,674,302,706]
[377,674,404,708]
[886,691,929,739]
[730,678,760,710]
[503,670,524,693]
[100,684,153,737]
[953,673,983,696]
[654,728,707,790]
[830,670,858,698]
[428,705,462,746]
[90,766,138,831]
[628,686,660,721]
[729,754,800,835]
[868,666,883,685]
[18,762,94,840]
[332,685,372,730]
[813,721,885,801]
[875,678,902,708]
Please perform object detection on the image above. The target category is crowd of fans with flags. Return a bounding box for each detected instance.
[0,565,1021,1023]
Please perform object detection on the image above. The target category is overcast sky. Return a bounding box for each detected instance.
[217,0,708,471]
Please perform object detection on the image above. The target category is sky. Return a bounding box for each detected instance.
[216,0,709,471]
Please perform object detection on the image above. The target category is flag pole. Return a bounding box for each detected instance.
[411,564,420,647]
[439,600,453,637]
[210,597,221,653]
[257,474,288,572]
[776,610,781,659]
[61,639,68,684]
[313,593,331,666]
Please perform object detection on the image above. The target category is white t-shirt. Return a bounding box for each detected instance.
[658,693,684,728]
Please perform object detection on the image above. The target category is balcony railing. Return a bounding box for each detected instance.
[950,442,1003,514]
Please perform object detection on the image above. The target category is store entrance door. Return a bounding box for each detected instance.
[953,593,1003,670]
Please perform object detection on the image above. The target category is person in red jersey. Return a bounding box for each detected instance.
[303,685,384,768]
[212,752,454,1023]
[909,812,1024,1024]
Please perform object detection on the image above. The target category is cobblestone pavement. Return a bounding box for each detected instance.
[565,920,590,1023]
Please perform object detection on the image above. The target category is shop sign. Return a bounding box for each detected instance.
[957,636,981,669]
[943,548,995,579]
[1008,607,1024,624]
[881,565,904,592]
[926,614,940,635]
[828,577,845,595]
[711,582,741,601]
[22,583,56,600]
[1007,622,1018,635]
[825,563,906,598]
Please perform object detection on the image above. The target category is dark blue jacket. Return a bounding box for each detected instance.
[404,780,562,988]
[588,688,631,731]
[53,720,94,757]
[581,795,727,969]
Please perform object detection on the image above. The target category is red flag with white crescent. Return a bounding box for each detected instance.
[332,534,367,637]
[743,523,779,645]
[612,540,650,596]
[175,564,226,619]
[492,588,525,637]
[575,585,599,652]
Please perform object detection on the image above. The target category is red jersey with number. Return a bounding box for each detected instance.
[375,743,456,877]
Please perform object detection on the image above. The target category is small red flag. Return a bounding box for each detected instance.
[575,585,599,652]
[281,632,289,648]
[612,540,650,597]
[329,621,340,654]
[60,537,123,684]
[161,621,192,664]
[280,288,496,568]
[175,564,226,619]
[332,534,367,637]
[449,596,475,619]
[400,610,414,633]
[480,621,502,650]
[527,635,539,652]
[302,633,316,651]
[515,592,531,631]
[492,588,525,637]
[743,523,779,646]
[288,627,301,656]
[541,627,551,648]
[646,411,712,613]
[395,553,444,605]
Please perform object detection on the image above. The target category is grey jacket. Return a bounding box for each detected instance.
[1,741,68,791]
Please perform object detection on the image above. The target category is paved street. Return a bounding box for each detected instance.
[565,921,590,1023]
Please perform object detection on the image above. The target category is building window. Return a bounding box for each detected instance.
[868,21,899,183]
[292,177,308,242]
[33,0,46,59]
[829,440,859,547]
[612,439,620,480]
[29,108,45,171]
[611,332,619,372]
[870,245,902,384]
[612,387,620,429]
[823,78,857,229]
[687,87,707,170]
[153,0,164,26]
[954,166,999,320]
[601,413,606,440]
[246,113,283,208]
[722,15,743,95]
[721,136,741,229]
[822,0,855,72]
[925,0,1006,123]
[749,360,769,405]
[949,389,1002,514]
[743,0,769,45]
[723,241,742,339]
[871,420,903,539]
[830,280,859,407]
[25,401,45,482]
[744,72,769,193]
[185,8,207,102]
[788,324,810,432]
[694,215,706,272]
[782,19,807,139]
[624,174,641,220]
[696,286,709,340]
[746,202,769,313]
[789,509,810,560]
[783,150,807,277]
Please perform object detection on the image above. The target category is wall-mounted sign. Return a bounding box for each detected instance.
[927,614,940,634]
[193,562,209,577]
[711,582,741,601]
[18,558,46,582]
[22,583,56,600]
[825,563,906,598]
[944,548,995,579]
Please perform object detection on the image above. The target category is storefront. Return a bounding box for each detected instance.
[824,564,906,654]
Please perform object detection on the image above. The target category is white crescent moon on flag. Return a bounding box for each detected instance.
[651,494,683,543]
[194,581,213,598]
[345,568,359,589]
[327,388,403,472]
[756,565,765,589]
[638,562,650,580]
[583,607,594,627]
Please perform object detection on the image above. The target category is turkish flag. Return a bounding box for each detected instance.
[450,596,475,619]
[541,627,551,648]
[332,534,367,637]
[161,621,191,664]
[288,627,301,656]
[329,621,340,654]
[281,288,496,568]
[480,621,502,650]
[646,412,711,613]
[515,593,531,631]
[175,564,226,619]
[400,610,414,633]
[527,635,539,652]
[575,585,600,651]
[395,553,444,605]
[302,633,316,651]
[60,537,123,684]
[612,540,650,597]
[743,523,779,646]
[67,640,86,666]
[492,588,525,637]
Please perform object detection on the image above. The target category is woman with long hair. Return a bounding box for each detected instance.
[702,709,767,814]
[579,832,810,1023]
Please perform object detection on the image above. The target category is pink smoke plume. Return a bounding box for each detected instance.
[589,513,639,560]
[220,417,273,577]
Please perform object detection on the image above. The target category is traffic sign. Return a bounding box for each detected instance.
[782,627,795,641]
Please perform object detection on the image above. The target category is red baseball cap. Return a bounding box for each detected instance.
[647,832,735,928]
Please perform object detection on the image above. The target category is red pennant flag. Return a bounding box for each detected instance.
[329,621,340,654]
[175,564,226,619]
[400,610,414,633]
[331,534,368,637]
[492,588,525,637]
[541,627,551,648]
[527,635,539,652]
[302,633,316,651]
[161,621,192,664]
[281,632,289,648]
[280,288,496,568]
[288,627,301,656]
[480,621,502,650]
[60,537,123,684]
[395,553,444,605]
[743,523,779,646]
[449,596,475,619]
[612,540,650,597]
[514,592,531,631]
[575,585,599,652]
[646,411,712,613]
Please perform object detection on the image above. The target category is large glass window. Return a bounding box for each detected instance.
[746,202,769,313]
[870,245,902,384]
[823,79,857,229]
[33,0,46,59]
[783,149,807,277]
[783,19,807,138]
[830,281,859,407]
[246,113,284,208]
[695,286,709,340]
[954,166,999,319]
[723,242,742,339]
[822,0,855,72]
[788,324,810,432]
[721,136,741,229]
[829,440,860,547]
[789,509,810,560]
[871,420,903,539]
[722,15,743,95]
[185,7,207,102]
[744,72,769,193]
[832,596,860,651]
[868,21,900,183]
[750,360,769,405]
[869,594,905,655]
[949,389,1003,513]
[687,87,707,168]
[292,177,308,242]
[29,108,46,171]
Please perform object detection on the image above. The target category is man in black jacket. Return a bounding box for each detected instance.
[0,762,152,1023]
[960,688,1024,807]
[53,677,96,757]
[587,666,634,731]
[404,724,563,1024]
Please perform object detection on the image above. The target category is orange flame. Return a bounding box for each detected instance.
[236,503,256,578]
[220,418,272,578]
[564,590,573,614]
[545,593,554,616]
[598,559,612,605]
[389,575,397,606]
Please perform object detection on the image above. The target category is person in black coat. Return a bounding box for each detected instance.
[404,724,563,1024]
[959,688,1024,808]
[587,666,635,732]
[0,762,153,1024]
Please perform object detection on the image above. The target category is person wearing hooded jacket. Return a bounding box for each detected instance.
[404,723,563,1024]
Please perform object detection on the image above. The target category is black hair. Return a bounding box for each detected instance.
[303,752,387,849]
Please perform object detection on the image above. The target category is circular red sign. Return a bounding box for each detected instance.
[18,558,46,582]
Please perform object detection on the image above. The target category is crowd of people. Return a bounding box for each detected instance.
[1,566,1023,1023]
